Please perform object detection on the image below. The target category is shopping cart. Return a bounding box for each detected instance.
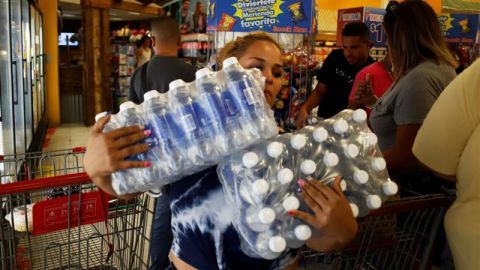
[298,194,452,270]
[0,148,154,270]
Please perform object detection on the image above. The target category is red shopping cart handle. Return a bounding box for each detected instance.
[0,173,92,195]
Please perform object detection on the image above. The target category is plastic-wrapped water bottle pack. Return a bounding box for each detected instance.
[217,109,398,259]
[95,57,278,195]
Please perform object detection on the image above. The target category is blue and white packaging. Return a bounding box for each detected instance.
[100,57,278,195]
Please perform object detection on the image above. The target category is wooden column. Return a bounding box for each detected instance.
[81,0,111,126]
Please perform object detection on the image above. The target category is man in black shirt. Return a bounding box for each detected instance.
[128,17,196,270]
[295,22,374,128]
[129,17,196,103]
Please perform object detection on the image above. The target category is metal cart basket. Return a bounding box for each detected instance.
[0,148,154,270]
[298,194,451,270]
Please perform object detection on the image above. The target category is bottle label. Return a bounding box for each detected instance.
[243,87,257,105]
[206,93,227,121]
[222,91,240,117]
[192,101,213,128]
[181,113,197,133]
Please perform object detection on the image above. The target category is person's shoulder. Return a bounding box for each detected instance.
[405,61,456,84]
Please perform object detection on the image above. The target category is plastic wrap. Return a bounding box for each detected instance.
[96,57,278,195]
[217,109,397,259]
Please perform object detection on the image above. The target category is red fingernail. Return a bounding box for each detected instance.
[297,179,306,187]
[144,162,152,167]
[287,211,295,216]
[144,130,152,136]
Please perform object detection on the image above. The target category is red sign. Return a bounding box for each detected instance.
[337,7,364,47]
[32,191,108,235]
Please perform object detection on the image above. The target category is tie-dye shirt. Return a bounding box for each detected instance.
[169,166,298,270]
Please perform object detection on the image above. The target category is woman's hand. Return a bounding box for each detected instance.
[289,177,358,252]
[83,114,151,195]
[354,73,377,108]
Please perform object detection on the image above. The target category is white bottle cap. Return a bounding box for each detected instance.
[222,56,239,68]
[366,195,382,209]
[345,144,360,158]
[282,196,300,211]
[144,90,161,100]
[277,168,294,184]
[313,127,328,143]
[252,179,269,196]
[294,225,312,241]
[371,157,387,172]
[242,152,259,168]
[352,109,368,124]
[267,142,284,158]
[119,101,136,112]
[290,134,307,150]
[258,208,276,224]
[195,67,213,79]
[169,79,186,90]
[382,181,398,196]
[333,119,349,134]
[340,180,347,191]
[95,112,108,122]
[300,160,316,175]
[323,153,339,167]
[353,170,369,185]
[269,236,287,253]
[349,203,359,218]
[365,133,378,145]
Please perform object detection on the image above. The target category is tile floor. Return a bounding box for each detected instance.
[42,123,91,152]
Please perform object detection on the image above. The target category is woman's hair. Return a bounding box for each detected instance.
[383,0,457,78]
[217,32,282,69]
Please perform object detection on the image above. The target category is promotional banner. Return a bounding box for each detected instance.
[443,0,480,12]
[207,0,315,33]
[337,7,386,47]
[439,13,480,43]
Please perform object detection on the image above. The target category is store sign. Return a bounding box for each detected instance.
[443,0,480,12]
[207,0,315,33]
[337,7,386,47]
[439,13,479,44]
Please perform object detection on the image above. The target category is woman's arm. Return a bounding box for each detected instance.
[84,114,150,198]
[289,178,358,252]
[382,124,422,173]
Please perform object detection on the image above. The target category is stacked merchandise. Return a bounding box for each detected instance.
[217,109,397,259]
[97,57,278,195]
[180,33,211,68]
[110,42,136,111]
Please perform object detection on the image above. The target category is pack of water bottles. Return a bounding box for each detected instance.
[96,57,278,195]
[217,109,398,259]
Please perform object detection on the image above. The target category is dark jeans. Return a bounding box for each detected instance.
[149,192,172,270]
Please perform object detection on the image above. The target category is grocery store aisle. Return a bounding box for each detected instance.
[42,123,90,151]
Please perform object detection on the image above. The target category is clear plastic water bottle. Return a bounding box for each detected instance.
[196,68,245,151]
[95,111,119,132]
[168,79,206,171]
[313,150,340,182]
[118,101,148,161]
[239,177,270,205]
[143,91,178,179]
[222,57,273,140]
[245,205,276,232]
[110,102,150,194]
[255,232,287,260]
[283,222,312,248]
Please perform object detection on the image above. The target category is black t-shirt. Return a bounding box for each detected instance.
[129,55,196,103]
[315,49,374,118]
